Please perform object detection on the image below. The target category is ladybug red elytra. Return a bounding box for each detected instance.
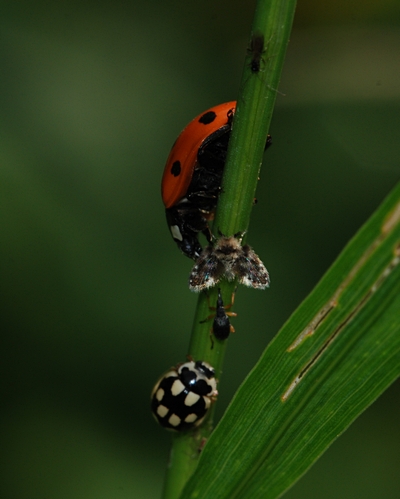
[162,102,272,260]
[161,102,236,260]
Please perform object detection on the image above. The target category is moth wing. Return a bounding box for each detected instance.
[233,245,270,289]
[189,247,224,292]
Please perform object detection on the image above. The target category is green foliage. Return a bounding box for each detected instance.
[163,0,295,496]
[1,2,399,499]
[181,183,400,499]
[162,0,400,496]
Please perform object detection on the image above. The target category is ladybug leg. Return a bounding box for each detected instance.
[202,225,213,245]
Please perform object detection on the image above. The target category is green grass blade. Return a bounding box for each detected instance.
[162,0,297,497]
[180,182,400,498]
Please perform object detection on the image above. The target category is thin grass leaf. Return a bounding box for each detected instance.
[161,1,297,497]
[180,182,400,498]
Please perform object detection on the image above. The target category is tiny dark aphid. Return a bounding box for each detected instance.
[200,288,237,347]
[248,32,265,73]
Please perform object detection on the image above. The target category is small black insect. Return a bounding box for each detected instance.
[200,288,237,347]
[248,32,265,73]
[189,233,270,292]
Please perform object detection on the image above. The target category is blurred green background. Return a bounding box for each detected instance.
[1,1,399,498]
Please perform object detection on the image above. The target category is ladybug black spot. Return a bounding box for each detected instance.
[171,160,181,177]
[199,111,217,125]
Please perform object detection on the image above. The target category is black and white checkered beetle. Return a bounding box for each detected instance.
[151,360,218,431]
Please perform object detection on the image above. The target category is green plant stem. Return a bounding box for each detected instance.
[162,1,297,498]
[216,0,297,237]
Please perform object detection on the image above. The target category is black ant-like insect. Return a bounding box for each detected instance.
[200,288,237,348]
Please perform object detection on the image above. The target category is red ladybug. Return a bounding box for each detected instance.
[161,102,236,259]
[161,102,272,260]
